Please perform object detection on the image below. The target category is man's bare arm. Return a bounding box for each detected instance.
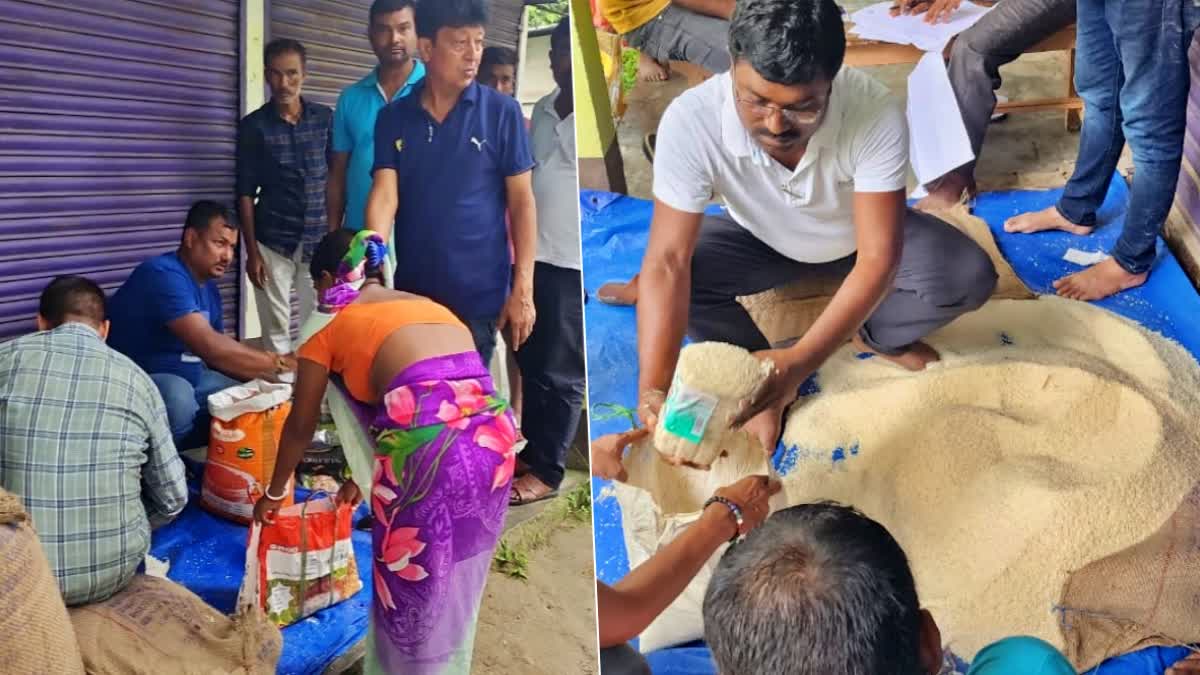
[504,170,537,297]
[636,200,704,400]
[167,313,285,382]
[364,168,399,243]
[327,151,350,231]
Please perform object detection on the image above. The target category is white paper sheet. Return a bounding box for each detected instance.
[849,1,993,52]
[1063,248,1111,266]
[906,51,975,188]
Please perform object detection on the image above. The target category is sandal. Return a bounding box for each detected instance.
[515,456,532,478]
[509,474,558,506]
[643,132,656,164]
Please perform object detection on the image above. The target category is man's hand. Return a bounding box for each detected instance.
[729,349,810,429]
[591,427,651,482]
[246,251,269,289]
[1169,654,1200,674]
[498,285,536,350]
[711,475,782,535]
[921,0,962,22]
[637,389,666,429]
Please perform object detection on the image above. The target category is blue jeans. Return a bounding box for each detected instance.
[151,369,240,450]
[1056,0,1198,275]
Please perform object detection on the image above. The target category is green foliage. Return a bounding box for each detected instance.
[527,1,568,30]
[493,540,530,579]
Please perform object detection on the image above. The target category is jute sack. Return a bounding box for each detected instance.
[69,525,282,675]
[0,489,85,675]
[1058,482,1200,671]
[738,205,1035,347]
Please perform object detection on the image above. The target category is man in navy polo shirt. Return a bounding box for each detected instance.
[365,0,537,365]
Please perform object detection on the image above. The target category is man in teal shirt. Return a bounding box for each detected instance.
[327,0,425,245]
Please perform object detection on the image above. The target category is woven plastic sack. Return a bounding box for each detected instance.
[252,493,363,627]
[202,379,294,524]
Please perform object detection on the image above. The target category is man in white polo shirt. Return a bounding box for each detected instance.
[636,0,997,452]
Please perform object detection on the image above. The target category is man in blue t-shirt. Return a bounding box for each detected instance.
[327,0,424,242]
[108,201,297,449]
[364,0,537,366]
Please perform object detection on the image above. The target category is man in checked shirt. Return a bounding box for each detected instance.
[236,38,334,353]
[0,276,187,606]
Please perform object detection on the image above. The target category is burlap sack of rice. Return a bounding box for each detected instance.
[610,433,787,653]
[69,575,282,675]
[775,296,1200,662]
[1057,482,1200,671]
[653,342,773,468]
[0,489,85,675]
[738,205,1034,346]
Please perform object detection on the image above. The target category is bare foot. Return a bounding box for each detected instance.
[852,335,941,372]
[597,274,640,306]
[915,172,974,212]
[1004,206,1094,235]
[1053,257,1147,301]
[638,52,670,82]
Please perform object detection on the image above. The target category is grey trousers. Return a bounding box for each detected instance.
[600,644,652,675]
[948,0,1077,179]
[624,4,732,74]
[688,210,998,355]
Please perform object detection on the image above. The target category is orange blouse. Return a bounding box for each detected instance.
[297,298,465,402]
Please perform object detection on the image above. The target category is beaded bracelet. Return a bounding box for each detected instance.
[703,495,744,544]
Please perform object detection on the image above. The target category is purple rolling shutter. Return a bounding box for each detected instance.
[0,0,241,342]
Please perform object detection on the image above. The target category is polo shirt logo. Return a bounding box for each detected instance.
[470,136,487,152]
[395,138,405,152]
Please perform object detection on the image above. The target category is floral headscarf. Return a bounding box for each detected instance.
[318,230,388,312]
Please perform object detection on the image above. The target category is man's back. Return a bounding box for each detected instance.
[0,323,186,605]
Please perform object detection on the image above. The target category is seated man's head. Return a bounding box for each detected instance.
[727,0,845,155]
[416,0,488,90]
[310,229,389,294]
[179,200,237,282]
[703,502,943,675]
[37,275,109,338]
[478,46,517,96]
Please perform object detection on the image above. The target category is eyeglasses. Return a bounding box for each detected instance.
[733,87,825,126]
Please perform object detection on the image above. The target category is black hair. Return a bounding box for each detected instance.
[481,46,517,69]
[369,0,417,26]
[703,502,923,675]
[38,275,106,327]
[550,16,570,52]
[309,230,387,283]
[183,200,233,234]
[728,0,845,85]
[414,0,488,40]
[264,38,306,68]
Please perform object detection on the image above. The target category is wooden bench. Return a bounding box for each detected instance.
[844,22,1083,131]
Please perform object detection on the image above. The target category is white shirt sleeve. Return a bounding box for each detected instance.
[651,98,715,214]
[850,99,909,193]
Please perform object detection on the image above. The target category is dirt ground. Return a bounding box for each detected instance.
[472,522,599,674]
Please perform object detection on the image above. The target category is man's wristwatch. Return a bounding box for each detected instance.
[704,495,744,544]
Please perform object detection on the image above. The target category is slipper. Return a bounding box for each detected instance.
[515,456,533,478]
[991,94,1009,123]
[509,474,558,506]
[643,132,656,164]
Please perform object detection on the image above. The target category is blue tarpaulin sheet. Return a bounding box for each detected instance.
[583,175,1200,674]
[150,458,371,675]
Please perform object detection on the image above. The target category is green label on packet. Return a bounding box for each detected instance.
[661,376,719,444]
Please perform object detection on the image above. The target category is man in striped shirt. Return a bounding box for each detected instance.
[236,38,334,354]
[0,276,187,606]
